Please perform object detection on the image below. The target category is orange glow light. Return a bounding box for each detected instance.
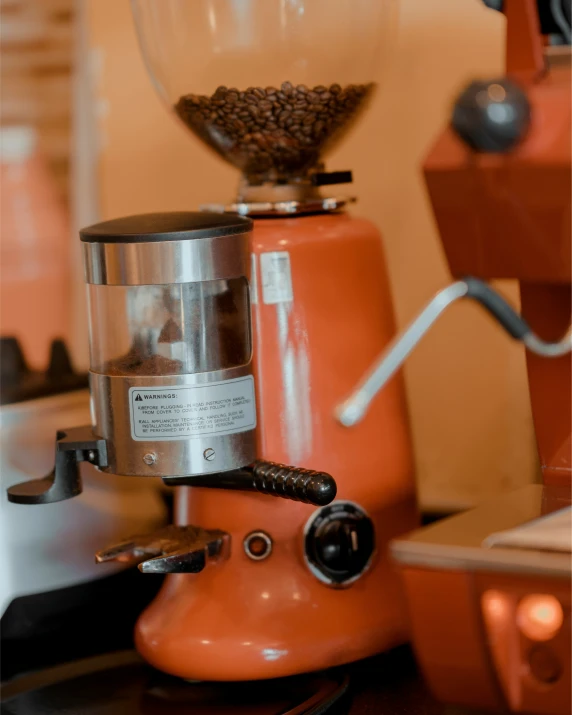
[517,594,564,642]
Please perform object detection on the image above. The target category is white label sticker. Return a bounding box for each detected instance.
[260,251,293,304]
[250,252,258,305]
[129,376,256,442]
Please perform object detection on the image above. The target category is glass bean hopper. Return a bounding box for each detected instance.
[131,0,397,198]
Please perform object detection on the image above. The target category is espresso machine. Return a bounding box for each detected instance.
[338,1,571,714]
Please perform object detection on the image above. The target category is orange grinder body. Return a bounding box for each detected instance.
[134,211,419,681]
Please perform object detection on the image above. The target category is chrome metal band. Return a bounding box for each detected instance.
[202,195,355,217]
[83,231,251,285]
[90,366,257,478]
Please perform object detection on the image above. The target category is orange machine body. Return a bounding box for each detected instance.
[393,1,571,712]
[135,211,419,680]
[401,565,571,714]
[423,0,571,486]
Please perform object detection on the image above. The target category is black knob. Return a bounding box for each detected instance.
[481,0,503,11]
[452,78,531,153]
[305,502,375,586]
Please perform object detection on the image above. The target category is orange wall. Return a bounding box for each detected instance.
[85,0,538,509]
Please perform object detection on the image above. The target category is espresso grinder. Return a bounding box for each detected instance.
[7,0,418,687]
[338,1,571,713]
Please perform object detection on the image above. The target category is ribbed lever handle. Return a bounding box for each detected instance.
[251,460,337,506]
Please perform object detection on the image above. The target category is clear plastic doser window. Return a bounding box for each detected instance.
[87,278,251,376]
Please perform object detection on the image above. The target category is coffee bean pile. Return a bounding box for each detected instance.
[175,81,375,181]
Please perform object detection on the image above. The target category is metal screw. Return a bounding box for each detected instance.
[143,452,157,466]
[203,448,215,462]
[87,450,96,462]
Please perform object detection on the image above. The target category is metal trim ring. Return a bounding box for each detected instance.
[243,531,273,561]
[83,231,251,285]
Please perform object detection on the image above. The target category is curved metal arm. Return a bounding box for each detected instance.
[336,278,572,428]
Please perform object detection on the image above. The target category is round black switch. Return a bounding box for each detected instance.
[305,502,375,586]
[452,78,531,153]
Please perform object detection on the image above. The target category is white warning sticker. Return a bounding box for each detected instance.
[260,251,293,304]
[128,376,256,442]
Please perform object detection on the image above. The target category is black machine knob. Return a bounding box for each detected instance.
[451,78,531,153]
[305,502,375,586]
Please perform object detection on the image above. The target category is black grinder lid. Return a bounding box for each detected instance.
[80,212,253,244]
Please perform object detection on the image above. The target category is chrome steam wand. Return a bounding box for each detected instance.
[336,278,572,428]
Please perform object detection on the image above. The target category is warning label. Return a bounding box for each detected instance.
[128,376,256,442]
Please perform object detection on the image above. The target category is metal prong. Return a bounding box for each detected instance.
[139,548,207,574]
[95,541,145,565]
[95,525,230,574]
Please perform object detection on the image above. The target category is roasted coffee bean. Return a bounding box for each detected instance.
[175,80,374,180]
